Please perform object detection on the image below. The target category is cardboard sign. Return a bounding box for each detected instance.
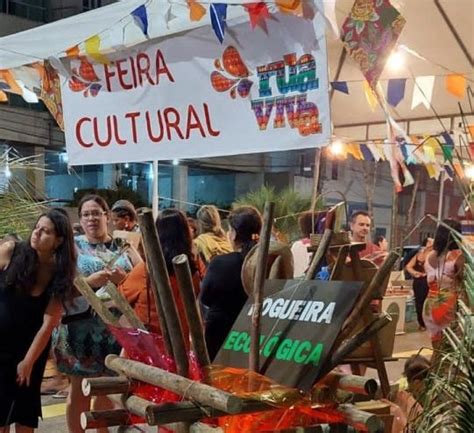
[214,279,362,391]
[60,8,330,165]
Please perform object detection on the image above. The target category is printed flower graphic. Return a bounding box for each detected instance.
[68,57,102,97]
[211,46,253,99]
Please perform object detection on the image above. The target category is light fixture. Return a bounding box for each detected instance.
[386,49,405,72]
[172,158,179,166]
[60,152,68,163]
[124,162,130,169]
[465,164,474,181]
[329,139,344,157]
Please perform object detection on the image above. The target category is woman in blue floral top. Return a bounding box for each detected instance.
[53,194,140,433]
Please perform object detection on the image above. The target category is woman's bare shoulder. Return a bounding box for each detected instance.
[0,241,16,270]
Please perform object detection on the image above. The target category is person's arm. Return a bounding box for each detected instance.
[0,240,15,271]
[405,254,425,278]
[16,297,62,387]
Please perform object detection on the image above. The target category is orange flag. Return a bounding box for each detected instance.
[0,70,22,95]
[0,90,8,102]
[276,0,302,15]
[445,74,466,98]
[66,45,80,58]
[187,0,206,21]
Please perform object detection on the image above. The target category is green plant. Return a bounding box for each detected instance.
[233,185,322,241]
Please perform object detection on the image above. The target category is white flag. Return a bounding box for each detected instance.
[411,76,435,110]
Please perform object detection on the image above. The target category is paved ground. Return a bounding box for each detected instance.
[36,329,431,433]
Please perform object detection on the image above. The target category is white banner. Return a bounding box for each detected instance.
[61,11,330,165]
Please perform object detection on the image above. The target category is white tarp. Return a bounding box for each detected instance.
[61,11,330,165]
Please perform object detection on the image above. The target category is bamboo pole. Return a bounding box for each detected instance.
[137,209,188,377]
[103,282,146,330]
[172,254,210,369]
[305,229,333,281]
[324,373,378,397]
[80,409,130,430]
[105,355,245,414]
[338,404,385,433]
[249,201,275,373]
[74,276,119,326]
[81,377,131,397]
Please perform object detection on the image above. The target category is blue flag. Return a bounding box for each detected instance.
[331,81,349,95]
[210,4,228,43]
[387,78,406,107]
[131,5,149,37]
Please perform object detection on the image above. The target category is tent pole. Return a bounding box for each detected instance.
[437,171,445,222]
[152,160,159,218]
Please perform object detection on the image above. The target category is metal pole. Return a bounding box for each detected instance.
[152,160,158,218]
[437,171,445,222]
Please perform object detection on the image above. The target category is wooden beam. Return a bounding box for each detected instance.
[81,377,131,397]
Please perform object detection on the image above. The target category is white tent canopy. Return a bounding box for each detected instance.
[0,0,472,139]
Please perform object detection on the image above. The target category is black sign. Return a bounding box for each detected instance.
[214,279,362,391]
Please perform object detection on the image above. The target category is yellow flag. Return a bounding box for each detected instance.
[187,0,206,21]
[363,81,378,111]
[84,35,109,64]
[446,74,466,99]
[0,90,8,102]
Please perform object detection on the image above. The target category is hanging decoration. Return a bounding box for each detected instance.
[315,0,339,38]
[445,74,466,99]
[187,0,206,22]
[131,4,149,38]
[341,0,406,87]
[66,45,80,58]
[40,61,65,130]
[363,80,378,111]
[84,35,110,64]
[330,81,349,95]
[0,70,22,95]
[210,4,228,43]
[244,2,271,31]
[0,90,7,102]
[411,75,435,109]
[276,0,303,16]
[387,78,406,107]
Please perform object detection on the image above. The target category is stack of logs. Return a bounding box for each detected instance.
[76,206,398,433]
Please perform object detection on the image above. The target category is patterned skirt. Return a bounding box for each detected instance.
[52,313,121,377]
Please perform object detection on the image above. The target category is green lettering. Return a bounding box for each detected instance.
[286,339,300,361]
[262,332,281,357]
[305,343,324,366]
[234,331,248,351]
[223,330,240,350]
[276,338,293,360]
[293,341,312,363]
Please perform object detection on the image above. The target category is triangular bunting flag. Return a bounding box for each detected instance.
[360,144,374,161]
[444,164,454,181]
[445,74,466,99]
[66,45,80,58]
[84,35,109,64]
[387,78,406,107]
[440,131,454,161]
[367,141,385,161]
[0,70,22,94]
[276,0,302,15]
[210,4,228,43]
[331,81,349,95]
[0,90,7,102]
[244,2,270,30]
[131,4,149,38]
[363,80,378,111]
[411,76,435,109]
[187,0,206,22]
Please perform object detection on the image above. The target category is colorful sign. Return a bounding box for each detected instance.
[60,11,330,165]
[214,280,362,391]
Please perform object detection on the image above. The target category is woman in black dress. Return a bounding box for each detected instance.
[200,206,262,360]
[0,209,76,432]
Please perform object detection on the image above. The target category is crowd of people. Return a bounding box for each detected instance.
[0,196,467,433]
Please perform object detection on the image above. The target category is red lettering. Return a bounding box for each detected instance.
[156,50,175,84]
[145,111,164,143]
[112,115,127,145]
[163,108,184,140]
[125,112,141,143]
[103,65,115,92]
[137,53,154,86]
[130,56,138,88]
[185,105,206,139]
[116,59,133,90]
[203,103,220,137]
[76,117,93,147]
[93,116,112,147]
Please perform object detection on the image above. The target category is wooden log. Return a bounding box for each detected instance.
[105,355,245,414]
[144,399,274,425]
[103,282,146,330]
[81,377,130,397]
[172,254,210,369]
[335,252,398,345]
[305,229,333,281]
[250,201,275,373]
[319,314,391,378]
[80,409,130,430]
[338,404,385,433]
[74,276,119,326]
[137,209,188,377]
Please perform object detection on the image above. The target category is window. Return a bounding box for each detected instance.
[82,0,102,11]
[1,0,47,22]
